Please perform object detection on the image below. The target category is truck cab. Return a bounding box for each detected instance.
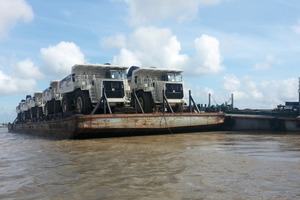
[42,81,62,117]
[57,63,129,114]
[127,66,184,113]
[30,92,45,119]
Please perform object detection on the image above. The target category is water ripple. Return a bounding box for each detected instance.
[0,128,300,199]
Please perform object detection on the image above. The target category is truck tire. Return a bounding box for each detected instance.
[75,90,91,114]
[37,107,44,119]
[54,100,62,114]
[44,102,49,116]
[31,106,37,119]
[46,100,55,116]
[137,92,153,113]
[36,106,40,119]
[62,97,72,114]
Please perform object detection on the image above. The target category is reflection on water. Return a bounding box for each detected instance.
[0,128,300,199]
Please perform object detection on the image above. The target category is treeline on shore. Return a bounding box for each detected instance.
[0,123,8,127]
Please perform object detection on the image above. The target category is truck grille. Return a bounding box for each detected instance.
[103,81,125,98]
[165,83,183,99]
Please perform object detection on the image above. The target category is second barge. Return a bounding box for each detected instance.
[224,77,300,132]
[224,112,300,132]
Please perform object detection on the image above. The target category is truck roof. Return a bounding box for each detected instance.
[130,67,183,77]
[72,64,128,75]
[50,80,60,88]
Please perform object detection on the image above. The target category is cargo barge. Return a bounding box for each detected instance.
[224,111,300,132]
[7,63,225,139]
[8,112,225,139]
[224,78,300,132]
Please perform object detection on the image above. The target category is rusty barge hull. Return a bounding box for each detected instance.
[8,113,225,139]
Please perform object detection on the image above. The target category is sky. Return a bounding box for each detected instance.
[0,0,300,122]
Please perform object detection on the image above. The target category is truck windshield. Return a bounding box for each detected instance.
[108,70,126,79]
[163,73,182,82]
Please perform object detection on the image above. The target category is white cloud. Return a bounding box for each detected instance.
[109,26,188,68]
[246,80,263,100]
[113,48,141,66]
[259,78,298,103]
[223,75,241,91]
[105,27,224,75]
[0,58,42,95]
[0,0,33,38]
[124,0,222,25]
[253,63,271,71]
[101,34,127,49]
[222,76,299,109]
[14,59,44,79]
[192,34,224,75]
[61,9,73,18]
[291,20,300,35]
[40,41,86,77]
[252,54,280,71]
[0,70,36,95]
[292,26,300,35]
[222,75,247,101]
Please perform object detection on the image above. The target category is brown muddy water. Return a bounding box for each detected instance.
[0,127,300,200]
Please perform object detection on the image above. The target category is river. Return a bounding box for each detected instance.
[0,127,299,200]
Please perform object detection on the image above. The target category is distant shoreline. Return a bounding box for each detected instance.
[0,124,8,128]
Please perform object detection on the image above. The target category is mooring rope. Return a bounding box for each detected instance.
[163,114,174,135]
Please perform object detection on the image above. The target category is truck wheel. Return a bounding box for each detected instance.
[75,90,91,114]
[44,102,49,116]
[31,107,36,119]
[55,100,62,114]
[38,107,44,118]
[137,92,153,113]
[36,106,40,119]
[47,100,55,116]
[62,97,71,114]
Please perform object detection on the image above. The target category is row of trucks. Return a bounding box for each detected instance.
[15,63,185,122]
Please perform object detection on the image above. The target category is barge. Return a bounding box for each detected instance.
[8,112,225,139]
[224,111,300,132]
[224,77,300,132]
[8,63,225,139]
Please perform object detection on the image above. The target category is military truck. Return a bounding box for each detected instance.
[57,63,129,114]
[42,81,62,117]
[127,66,184,113]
